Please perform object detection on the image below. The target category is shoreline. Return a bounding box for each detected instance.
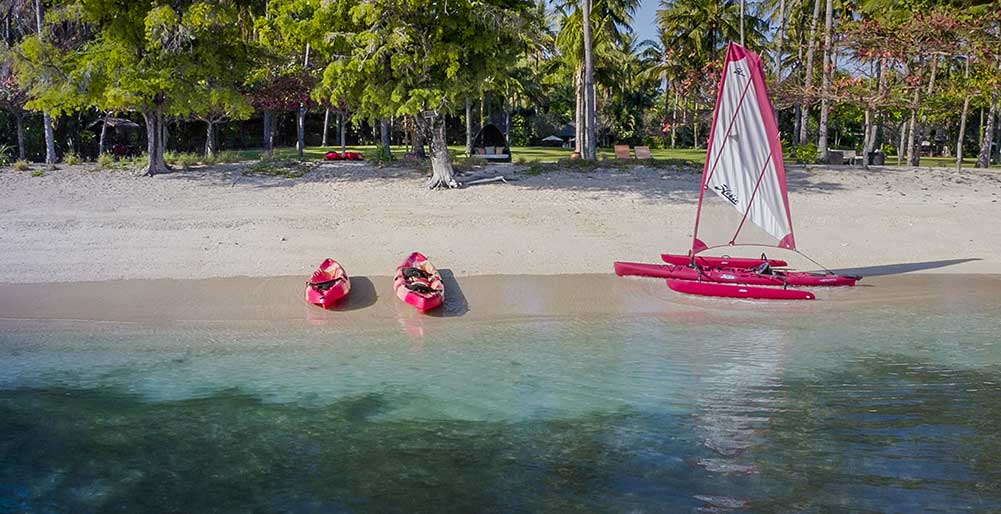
[1,162,1000,284]
[1,273,998,325]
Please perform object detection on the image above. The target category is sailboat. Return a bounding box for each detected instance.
[616,43,858,300]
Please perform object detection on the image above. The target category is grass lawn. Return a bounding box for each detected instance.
[225,145,997,168]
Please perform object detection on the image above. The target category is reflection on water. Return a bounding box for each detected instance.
[1,298,1000,513]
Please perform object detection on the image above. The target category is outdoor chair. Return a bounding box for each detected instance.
[614,144,632,159]
[635,146,652,160]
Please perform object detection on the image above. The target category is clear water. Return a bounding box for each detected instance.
[2,298,1000,513]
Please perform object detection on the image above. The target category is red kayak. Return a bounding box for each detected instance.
[615,261,857,287]
[394,252,444,312]
[324,151,343,161]
[661,253,788,268]
[305,258,351,308]
[667,280,815,300]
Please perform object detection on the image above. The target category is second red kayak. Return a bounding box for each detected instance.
[394,252,445,312]
[615,261,857,287]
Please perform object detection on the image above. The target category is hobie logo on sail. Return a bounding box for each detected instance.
[714,184,739,205]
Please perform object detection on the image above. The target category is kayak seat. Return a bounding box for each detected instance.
[402,267,431,280]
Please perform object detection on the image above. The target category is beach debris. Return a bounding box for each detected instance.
[464,176,508,186]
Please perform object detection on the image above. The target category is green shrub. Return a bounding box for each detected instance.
[216,150,242,163]
[794,143,818,164]
[96,153,116,170]
[0,144,14,167]
[30,170,45,177]
[165,151,200,169]
[63,152,83,165]
[13,159,31,171]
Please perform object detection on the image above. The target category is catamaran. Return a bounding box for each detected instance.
[616,42,858,300]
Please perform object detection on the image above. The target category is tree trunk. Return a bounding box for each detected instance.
[774,0,786,78]
[41,112,56,164]
[142,103,170,176]
[671,92,678,149]
[98,114,108,156]
[420,113,458,189]
[504,97,510,143]
[465,96,473,155]
[976,93,998,168]
[263,111,273,157]
[582,0,597,160]
[897,119,907,166]
[956,95,970,171]
[322,107,330,147]
[816,0,833,162]
[693,100,700,148]
[15,112,26,160]
[862,109,873,169]
[575,65,584,155]
[906,103,919,166]
[798,0,822,146]
[480,91,486,131]
[379,118,391,157]
[956,58,971,171]
[205,120,216,157]
[34,0,56,164]
[339,110,346,153]
[296,106,306,159]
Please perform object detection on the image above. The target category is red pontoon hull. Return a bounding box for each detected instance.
[661,253,788,268]
[615,261,856,287]
[667,279,815,300]
[305,258,351,309]
[394,252,444,312]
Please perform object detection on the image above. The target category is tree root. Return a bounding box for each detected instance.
[425,176,460,190]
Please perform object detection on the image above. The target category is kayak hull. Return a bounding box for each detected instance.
[305,258,351,309]
[661,253,788,268]
[394,252,444,312]
[616,261,857,287]
[667,279,815,300]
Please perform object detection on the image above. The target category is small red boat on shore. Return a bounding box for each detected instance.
[394,252,444,312]
[305,258,351,308]
[615,261,857,287]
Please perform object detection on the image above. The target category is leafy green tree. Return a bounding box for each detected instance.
[322,0,537,188]
[17,1,256,175]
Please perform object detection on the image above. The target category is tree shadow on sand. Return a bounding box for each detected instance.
[155,162,878,204]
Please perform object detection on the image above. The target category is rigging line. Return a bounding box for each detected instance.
[729,148,774,245]
[702,74,754,190]
[794,249,838,275]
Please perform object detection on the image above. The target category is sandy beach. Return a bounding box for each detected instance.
[1,161,999,284]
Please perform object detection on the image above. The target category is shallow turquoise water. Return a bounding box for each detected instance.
[2,298,1000,513]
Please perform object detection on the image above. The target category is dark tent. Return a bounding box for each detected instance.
[471,124,511,162]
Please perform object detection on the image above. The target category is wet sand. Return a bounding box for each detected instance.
[1,273,997,325]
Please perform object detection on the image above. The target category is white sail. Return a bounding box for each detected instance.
[693,43,796,253]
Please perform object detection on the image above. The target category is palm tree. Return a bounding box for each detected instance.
[554,0,638,157]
